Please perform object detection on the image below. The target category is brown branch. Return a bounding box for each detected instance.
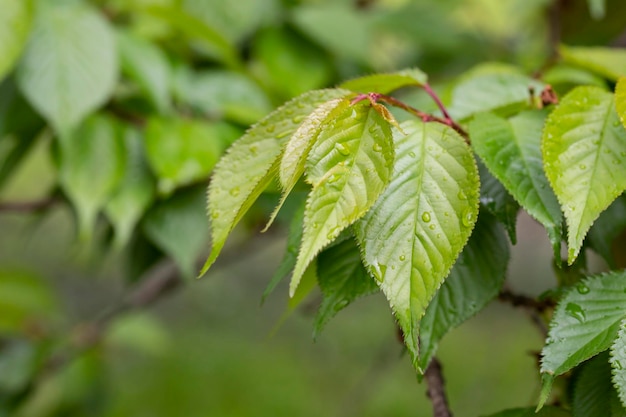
[0,197,58,213]
[425,358,453,417]
[498,290,553,336]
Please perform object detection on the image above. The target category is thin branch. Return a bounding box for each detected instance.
[0,197,58,213]
[425,357,453,417]
[498,289,553,336]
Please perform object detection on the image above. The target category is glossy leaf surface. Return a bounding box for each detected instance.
[340,68,428,94]
[355,120,480,369]
[572,352,626,417]
[290,100,394,295]
[542,86,626,263]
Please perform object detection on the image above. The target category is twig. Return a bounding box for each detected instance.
[498,290,553,336]
[425,357,453,417]
[0,197,58,213]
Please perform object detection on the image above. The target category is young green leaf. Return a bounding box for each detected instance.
[117,30,171,114]
[542,86,626,264]
[142,186,208,279]
[611,320,626,409]
[470,111,563,258]
[17,1,118,135]
[105,128,156,249]
[340,68,428,94]
[314,237,378,338]
[541,271,626,383]
[144,118,233,195]
[449,72,544,121]
[58,116,126,240]
[478,161,519,243]
[289,100,395,296]
[572,352,626,417]
[617,77,626,130]
[0,0,32,82]
[419,211,509,370]
[201,89,351,276]
[354,120,480,370]
[560,45,626,81]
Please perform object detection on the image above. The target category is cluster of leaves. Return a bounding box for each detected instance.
[203,43,626,414]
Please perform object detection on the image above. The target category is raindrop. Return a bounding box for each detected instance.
[249,145,258,155]
[457,191,467,200]
[327,174,340,184]
[211,212,220,219]
[373,143,382,152]
[565,302,586,323]
[614,360,624,371]
[461,209,474,227]
[335,299,349,310]
[276,130,292,139]
[229,187,240,196]
[327,226,341,240]
[579,164,586,170]
[336,143,350,156]
[408,152,416,158]
[422,212,432,223]
[429,224,436,230]
[576,283,590,294]
[266,125,275,133]
[371,262,387,282]
[399,255,406,261]
[292,115,305,124]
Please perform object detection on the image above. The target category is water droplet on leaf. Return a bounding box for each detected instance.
[408,152,416,158]
[461,209,474,227]
[422,212,431,223]
[457,191,467,200]
[229,187,240,196]
[429,224,436,230]
[565,302,586,323]
[335,143,350,156]
[399,255,406,261]
[576,283,590,294]
[373,143,382,152]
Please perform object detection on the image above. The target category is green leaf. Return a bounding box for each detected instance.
[17,1,118,135]
[117,30,171,114]
[340,68,428,94]
[470,111,563,258]
[588,195,626,267]
[480,406,571,417]
[586,0,606,19]
[0,269,57,334]
[560,45,626,81]
[542,64,607,90]
[145,117,233,195]
[572,352,626,417]
[201,89,351,276]
[290,100,395,296]
[142,186,208,279]
[105,128,156,249]
[144,6,239,69]
[174,69,272,125]
[0,0,32,82]
[354,120,480,370]
[617,77,626,130]
[478,161,519,244]
[58,115,126,240]
[314,237,378,337]
[611,320,626,409]
[0,340,38,393]
[542,86,626,264]
[449,72,544,121]
[252,27,334,98]
[419,211,509,370]
[541,271,626,379]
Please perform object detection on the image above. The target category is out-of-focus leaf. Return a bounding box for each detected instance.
[142,186,208,278]
[291,4,373,65]
[58,115,126,240]
[355,120,480,370]
[588,195,626,267]
[340,68,428,94]
[540,271,626,404]
[542,86,626,264]
[480,406,571,417]
[478,161,519,243]
[470,111,562,257]
[419,211,509,370]
[290,100,394,296]
[117,30,171,114]
[542,64,607,90]
[617,77,626,129]
[174,68,272,125]
[0,340,38,393]
[105,128,156,249]
[106,313,170,356]
[560,45,626,81]
[252,27,333,99]
[0,269,57,334]
[572,352,626,417]
[314,237,378,337]
[144,118,236,195]
[201,89,350,276]
[0,0,32,82]
[449,71,543,121]
[17,1,118,135]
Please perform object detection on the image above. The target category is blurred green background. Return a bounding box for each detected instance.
[1,0,624,415]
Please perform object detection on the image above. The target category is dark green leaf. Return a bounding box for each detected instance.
[355,120,480,370]
[419,211,509,370]
[588,195,626,267]
[478,161,519,244]
[142,186,208,279]
[0,0,32,82]
[17,1,118,135]
[611,320,626,409]
[290,100,395,295]
[470,111,562,257]
[58,115,126,240]
[572,352,626,417]
[314,237,378,337]
[542,86,626,264]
